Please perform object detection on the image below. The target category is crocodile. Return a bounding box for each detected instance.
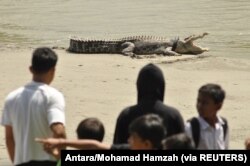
[67,32,209,57]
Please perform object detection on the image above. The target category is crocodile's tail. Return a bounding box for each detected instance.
[68,37,122,54]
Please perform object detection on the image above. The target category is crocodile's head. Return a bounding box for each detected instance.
[173,35,209,55]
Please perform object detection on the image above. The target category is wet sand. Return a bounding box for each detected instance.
[1,49,250,165]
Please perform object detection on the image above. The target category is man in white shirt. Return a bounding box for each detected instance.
[1,47,66,166]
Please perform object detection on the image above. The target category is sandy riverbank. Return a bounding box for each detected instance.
[1,49,250,165]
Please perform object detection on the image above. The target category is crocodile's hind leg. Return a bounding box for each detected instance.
[154,47,166,55]
[121,42,135,56]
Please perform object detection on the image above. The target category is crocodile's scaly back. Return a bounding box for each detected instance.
[119,35,169,42]
[68,36,170,54]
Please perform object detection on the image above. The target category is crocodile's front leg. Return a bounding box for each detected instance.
[164,47,181,56]
[121,42,135,56]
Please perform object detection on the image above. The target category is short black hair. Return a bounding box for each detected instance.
[31,47,58,74]
[76,118,105,142]
[198,83,225,104]
[129,114,166,149]
[162,133,195,150]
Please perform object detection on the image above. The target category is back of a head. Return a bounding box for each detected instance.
[76,118,105,142]
[129,114,166,149]
[136,63,165,102]
[31,47,58,74]
[198,83,225,104]
[162,133,195,150]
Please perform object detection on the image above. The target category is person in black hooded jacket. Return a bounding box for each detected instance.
[113,63,185,144]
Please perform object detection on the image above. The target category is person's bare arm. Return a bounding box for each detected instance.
[50,122,66,139]
[36,138,111,150]
[49,122,66,157]
[5,125,15,163]
[62,139,111,150]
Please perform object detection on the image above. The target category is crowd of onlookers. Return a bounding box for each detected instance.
[1,47,249,166]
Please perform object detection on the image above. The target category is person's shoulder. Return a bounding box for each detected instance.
[5,86,25,101]
[156,103,185,122]
[165,104,179,112]
[119,105,137,116]
[116,105,138,122]
[44,85,64,97]
[217,116,228,127]
[161,103,181,115]
[38,85,65,105]
[218,116,227,122]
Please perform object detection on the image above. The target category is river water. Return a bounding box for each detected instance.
[0,0,250,58]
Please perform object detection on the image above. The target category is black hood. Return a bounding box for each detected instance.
[136,63,165,102]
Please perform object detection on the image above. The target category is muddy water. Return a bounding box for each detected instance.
[0,0,249,58]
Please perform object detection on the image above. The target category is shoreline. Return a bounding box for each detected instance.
[1,49,249,165]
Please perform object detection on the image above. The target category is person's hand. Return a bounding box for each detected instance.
[245,138,250,150]
[35,138,62,159]
[35,137,63,147]
[44,145,60,159]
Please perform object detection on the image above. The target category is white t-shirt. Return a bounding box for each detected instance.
[185,116,229,150]
[1,81,65,165]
